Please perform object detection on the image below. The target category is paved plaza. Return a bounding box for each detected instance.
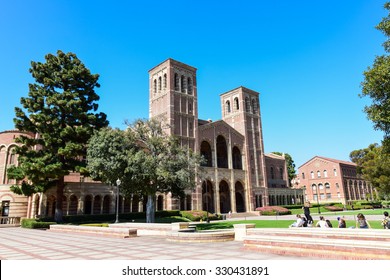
[0,227,305,260]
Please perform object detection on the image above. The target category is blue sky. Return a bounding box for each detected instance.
[0,0,386,168]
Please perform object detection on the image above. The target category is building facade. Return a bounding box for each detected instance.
[296,156,374,205]
[0,59,302,220]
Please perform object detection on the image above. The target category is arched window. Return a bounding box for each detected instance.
[270,167,275,179]
[200,141,212,167]
[234,97,239,110]
[153,79,157,93]
[252,99,257,114]
[226,100,231,114]
[158,76,162,91]
[181,75,185,93]
[333,169,337,176]
[324,170,328,177]
[174,73,179,91]
[188,102,193,114]
[187,77,192,94]
[232,146,242,169]
[216,135,228,168]
[163,74,167,89]
[279,167,283,179]
[245,97,250,112]
[317,170,321,178]
[310,171,314,179]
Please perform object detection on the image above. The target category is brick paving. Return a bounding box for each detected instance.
[0,227,307,260]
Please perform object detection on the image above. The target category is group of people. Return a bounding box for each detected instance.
[289,202,390,229]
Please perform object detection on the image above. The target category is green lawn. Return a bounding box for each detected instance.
[196,219,384,230]
[289,207,389,216]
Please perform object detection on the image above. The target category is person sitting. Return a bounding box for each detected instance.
[356,213,370,229]
[337,216,346,228]
[316,216,329,228]
[381,211,390,229]
[290,214,305,227]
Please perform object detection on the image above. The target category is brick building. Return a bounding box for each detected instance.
[296,156,374,205]
[0,58,302,220]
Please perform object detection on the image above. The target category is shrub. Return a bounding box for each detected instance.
[255,206,291,216]
[281,204,304,210]
[324,205,344,212]
[179,210,221,221]
[21,218,56,229]
[381,201,390,208]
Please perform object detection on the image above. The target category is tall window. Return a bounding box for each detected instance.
[333,169,337,176]
[324,170,328,177]
[245,97,250,112]
[158,76,162,91]
[187,77,192,94]
[310,171,314,179]
[180,75,185,93]
[302,172,305,179]
[174,73,179,91]
[279,167,283,179]
[216,135,228,168]
[163,74,167,89]
[232,146,242,170]
[317,170,321,178]
[252,99,257,114]
[270,167,275,179]
[234,97,239,110]
[226,100,231,114]
[153,79,157,93]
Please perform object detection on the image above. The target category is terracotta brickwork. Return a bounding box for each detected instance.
[296,156,374,205]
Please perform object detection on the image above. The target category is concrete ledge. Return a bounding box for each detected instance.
[242,228,390,260]
[50,225,137,238]
[166,230,235,243]
[234,224,255,241]
[110,223,172,236]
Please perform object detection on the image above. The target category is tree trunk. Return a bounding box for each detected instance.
[146,194,155,223]
[54,177,65,223]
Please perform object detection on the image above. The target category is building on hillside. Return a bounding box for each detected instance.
[0,58,303,221]
[296,156,374,205]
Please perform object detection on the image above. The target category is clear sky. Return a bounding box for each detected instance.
[0,0,386,168]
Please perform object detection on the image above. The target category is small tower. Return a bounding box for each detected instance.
[220,86,268,208]
[148,59,198,151]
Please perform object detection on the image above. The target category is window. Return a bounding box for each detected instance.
[302,172,305,179]
[174,73,179,91]
[270,167,275,179]
[333,169,337,176]
[181,75,185,93]
[226,101,231,114]
[158,76,162,91]
[313,194,318,201]
[234,97,239,110]
[326,193,332,199]
[279,167,283,179]
[245,97,250,112]
[163,74,167,89]
[153,79,157,93]
[310,171,314,179]
[317,170,321,178]
[319,183,324,190]
[187,77,192,94]
[252,99,257,114]
[324,170,328,177]
[188,102,193,114]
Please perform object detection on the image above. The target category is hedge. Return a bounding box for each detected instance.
[21,218,56,229]
[256,206,291,216]
[179,210,221,221]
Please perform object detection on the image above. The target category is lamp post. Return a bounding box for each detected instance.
[115,178,121,223]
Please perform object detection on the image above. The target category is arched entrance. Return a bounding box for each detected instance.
[202,180,214,213]
[157,195,164,211]
[235,181,246,212]
[216,135,228,168]
[200,141,213,167]
[84,195,92,214]
[219,180,231,213]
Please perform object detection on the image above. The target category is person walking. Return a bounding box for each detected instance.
[302,201,313,226]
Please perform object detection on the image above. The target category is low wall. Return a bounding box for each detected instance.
[50,224,137,238]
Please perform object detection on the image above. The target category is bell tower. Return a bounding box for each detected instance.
[220,86,268,208]
[148,58,198,151]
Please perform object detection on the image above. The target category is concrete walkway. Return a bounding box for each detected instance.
[0,227,308,260]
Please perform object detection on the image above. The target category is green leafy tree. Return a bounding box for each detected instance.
[361,2,390,151]
[8,50,108,222]
[87,118,203,223]
[350,144,390,197]
[271,152,296,186]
